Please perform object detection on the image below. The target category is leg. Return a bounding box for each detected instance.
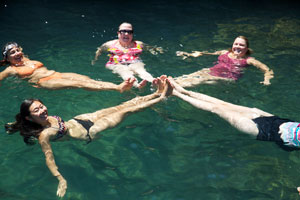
[87,79,170,138]
[174,68,230,87]
[129,62,154,83]
[38,72,134,92]
[172,89,272,136]
[107,64,139,88]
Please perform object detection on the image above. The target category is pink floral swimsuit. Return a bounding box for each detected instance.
[106,41,143,66]
[209,52,251,80]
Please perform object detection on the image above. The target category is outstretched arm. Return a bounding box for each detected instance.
[0,67,16,85]
[247,58,274,85]
[143,42,164,55]
[176,50,227,59]
[39,131,67,197]
[91,43,109,65]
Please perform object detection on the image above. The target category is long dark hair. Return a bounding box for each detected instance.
[0,42,21,66]
[5,99,44,144]
[228,36,253,56]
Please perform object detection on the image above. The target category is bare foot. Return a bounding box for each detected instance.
[138,80,147,89]
[155,78,164,94]
[152,75,167,88]
[165,78,173,97]
[167,76,186,93]
[119,78,135,92]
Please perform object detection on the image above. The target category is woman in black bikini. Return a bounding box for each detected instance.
[5,77,171,197]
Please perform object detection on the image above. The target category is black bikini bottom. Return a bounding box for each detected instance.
[73,118,94,143]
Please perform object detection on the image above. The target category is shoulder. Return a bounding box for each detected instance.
[246,57,257,64]
[103,40,118,47]
[135,41,144,47]
[31,60,44,67]
[218,50,229,55]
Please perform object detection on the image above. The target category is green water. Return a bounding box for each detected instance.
[1,0,300,199]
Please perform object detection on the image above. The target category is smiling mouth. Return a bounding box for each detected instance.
[234,49,241,53]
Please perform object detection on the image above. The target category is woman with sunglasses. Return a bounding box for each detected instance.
[5,77,171,197]
[175,36,274,87]
[92,22,163,88]
[0,42,135,92]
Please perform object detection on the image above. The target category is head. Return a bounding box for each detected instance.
[117,22,134,44]
[8,99,47,144]
[230,36,253,57]
[1,42,24,65]
[21,99,48,124]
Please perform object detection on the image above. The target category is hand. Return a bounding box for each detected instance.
[119,78,135,92]
[156,47,164,54]
[57,176,67,197]
[260,80,271,85]
[297,187,300,195]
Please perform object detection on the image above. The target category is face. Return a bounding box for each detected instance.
[7,47,24,65]
[27,101,48,123]
[118,23,133,44]
[232,37,248,57]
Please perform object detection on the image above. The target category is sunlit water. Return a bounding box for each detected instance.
[1,0,300,199]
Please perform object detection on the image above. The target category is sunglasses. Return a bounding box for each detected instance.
[118,30,133,34]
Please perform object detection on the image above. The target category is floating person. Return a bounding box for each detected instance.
[0,42,134,92]
[5,77,172,197]
[91,22,163,88]
[167,76,300,194]
[168,76,298,149]
[175,36,274,87]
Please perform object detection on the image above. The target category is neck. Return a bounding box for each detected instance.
[119,40,133,48]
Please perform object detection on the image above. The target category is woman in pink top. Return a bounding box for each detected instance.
[175,36,274,87]
[92,22,163,88]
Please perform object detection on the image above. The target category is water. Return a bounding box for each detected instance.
[1,0,300,199]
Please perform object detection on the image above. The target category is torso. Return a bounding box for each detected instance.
[106,40,143,66]
[209,52,251,80]
[48,116,67,141]
[10,59,56,83]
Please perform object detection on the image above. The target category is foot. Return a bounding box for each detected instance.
[152,75,167,88]
[155,78,165,94]
[119,78,135,92]
[138,80,147,89]
[167,76,186,93]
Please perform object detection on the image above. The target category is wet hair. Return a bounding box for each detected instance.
[228,36,253,56]
[5,99,44,145]
[0,42,22,66]
[118,22,133,31]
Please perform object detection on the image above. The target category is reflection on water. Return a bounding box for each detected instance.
[1,0,300,200]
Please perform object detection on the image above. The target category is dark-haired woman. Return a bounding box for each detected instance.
[175,36,274,87]
[5,78,171,197]
[0,42,134,92]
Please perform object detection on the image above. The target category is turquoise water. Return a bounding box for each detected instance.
[1,0,300,199]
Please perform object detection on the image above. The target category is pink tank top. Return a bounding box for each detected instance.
[209,52,250,80]
[106,41,143,66]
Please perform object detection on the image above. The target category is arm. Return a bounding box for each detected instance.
[176,50,227,59]
[39,131,67,197]
[142,42,164,55]
[0,67,16,85]
[91,43,109,65]
[247,58,274,85]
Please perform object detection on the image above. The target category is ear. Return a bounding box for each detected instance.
[25,116,32,121]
